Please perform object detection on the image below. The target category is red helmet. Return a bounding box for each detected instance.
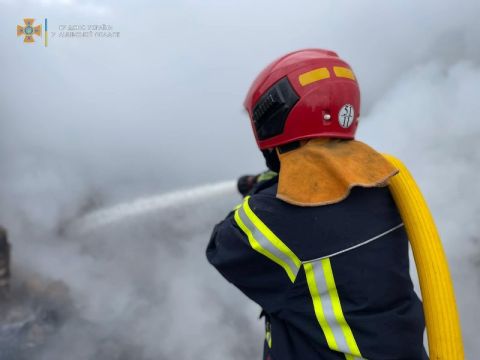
[244,49,360,150]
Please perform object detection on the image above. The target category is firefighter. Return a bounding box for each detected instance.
[206,49,428,359]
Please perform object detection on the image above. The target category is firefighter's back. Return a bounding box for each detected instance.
[245,179,427,359]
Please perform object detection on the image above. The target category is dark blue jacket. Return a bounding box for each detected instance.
[207,177,428,360]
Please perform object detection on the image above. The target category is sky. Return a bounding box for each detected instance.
[1,0,480,359]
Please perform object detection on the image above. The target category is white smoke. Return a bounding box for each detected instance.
[1,0,480,358]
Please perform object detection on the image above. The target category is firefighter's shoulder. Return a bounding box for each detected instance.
[247,182,405,263]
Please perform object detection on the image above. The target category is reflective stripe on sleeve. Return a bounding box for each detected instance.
[265,320,272,348]
[232,203,242,211]
[234,196,301,282]
[305,259,364,360]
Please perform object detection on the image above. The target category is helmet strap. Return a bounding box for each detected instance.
[262,141,301,172]
[262,149,281,172]
[277,141,301,154]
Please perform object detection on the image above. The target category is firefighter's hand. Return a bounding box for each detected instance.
[237,175,258,196]
[237,171,278,196]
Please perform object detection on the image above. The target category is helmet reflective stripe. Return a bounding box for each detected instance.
[298,67,331,86]
[333,66,356,80]
[304,259,364,359]
[234,196,300,283]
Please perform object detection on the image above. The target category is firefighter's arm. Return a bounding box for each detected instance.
[237,171,277,196]
[206,198,298,313]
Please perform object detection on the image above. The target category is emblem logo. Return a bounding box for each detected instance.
[17,18,42,43]
[338,104,355,128]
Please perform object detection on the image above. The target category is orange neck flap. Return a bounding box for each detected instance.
[276,138,398,206]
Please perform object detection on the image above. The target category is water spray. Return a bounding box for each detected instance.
[67,180,237,235]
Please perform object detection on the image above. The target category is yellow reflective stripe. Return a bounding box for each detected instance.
[321,258,362,357]
[305,259,364,359]
[243,198,301,270]
[298,67,330,86]
[234,208,297,282]
[265,322,272,348]
[266,331,272,348]
[233,196,301,282]
[304,262,339,350]
[333,66,356,80]
[232,203,242,211]
[257,170,278,182]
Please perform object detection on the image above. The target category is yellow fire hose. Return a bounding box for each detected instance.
[384,154,464,359]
